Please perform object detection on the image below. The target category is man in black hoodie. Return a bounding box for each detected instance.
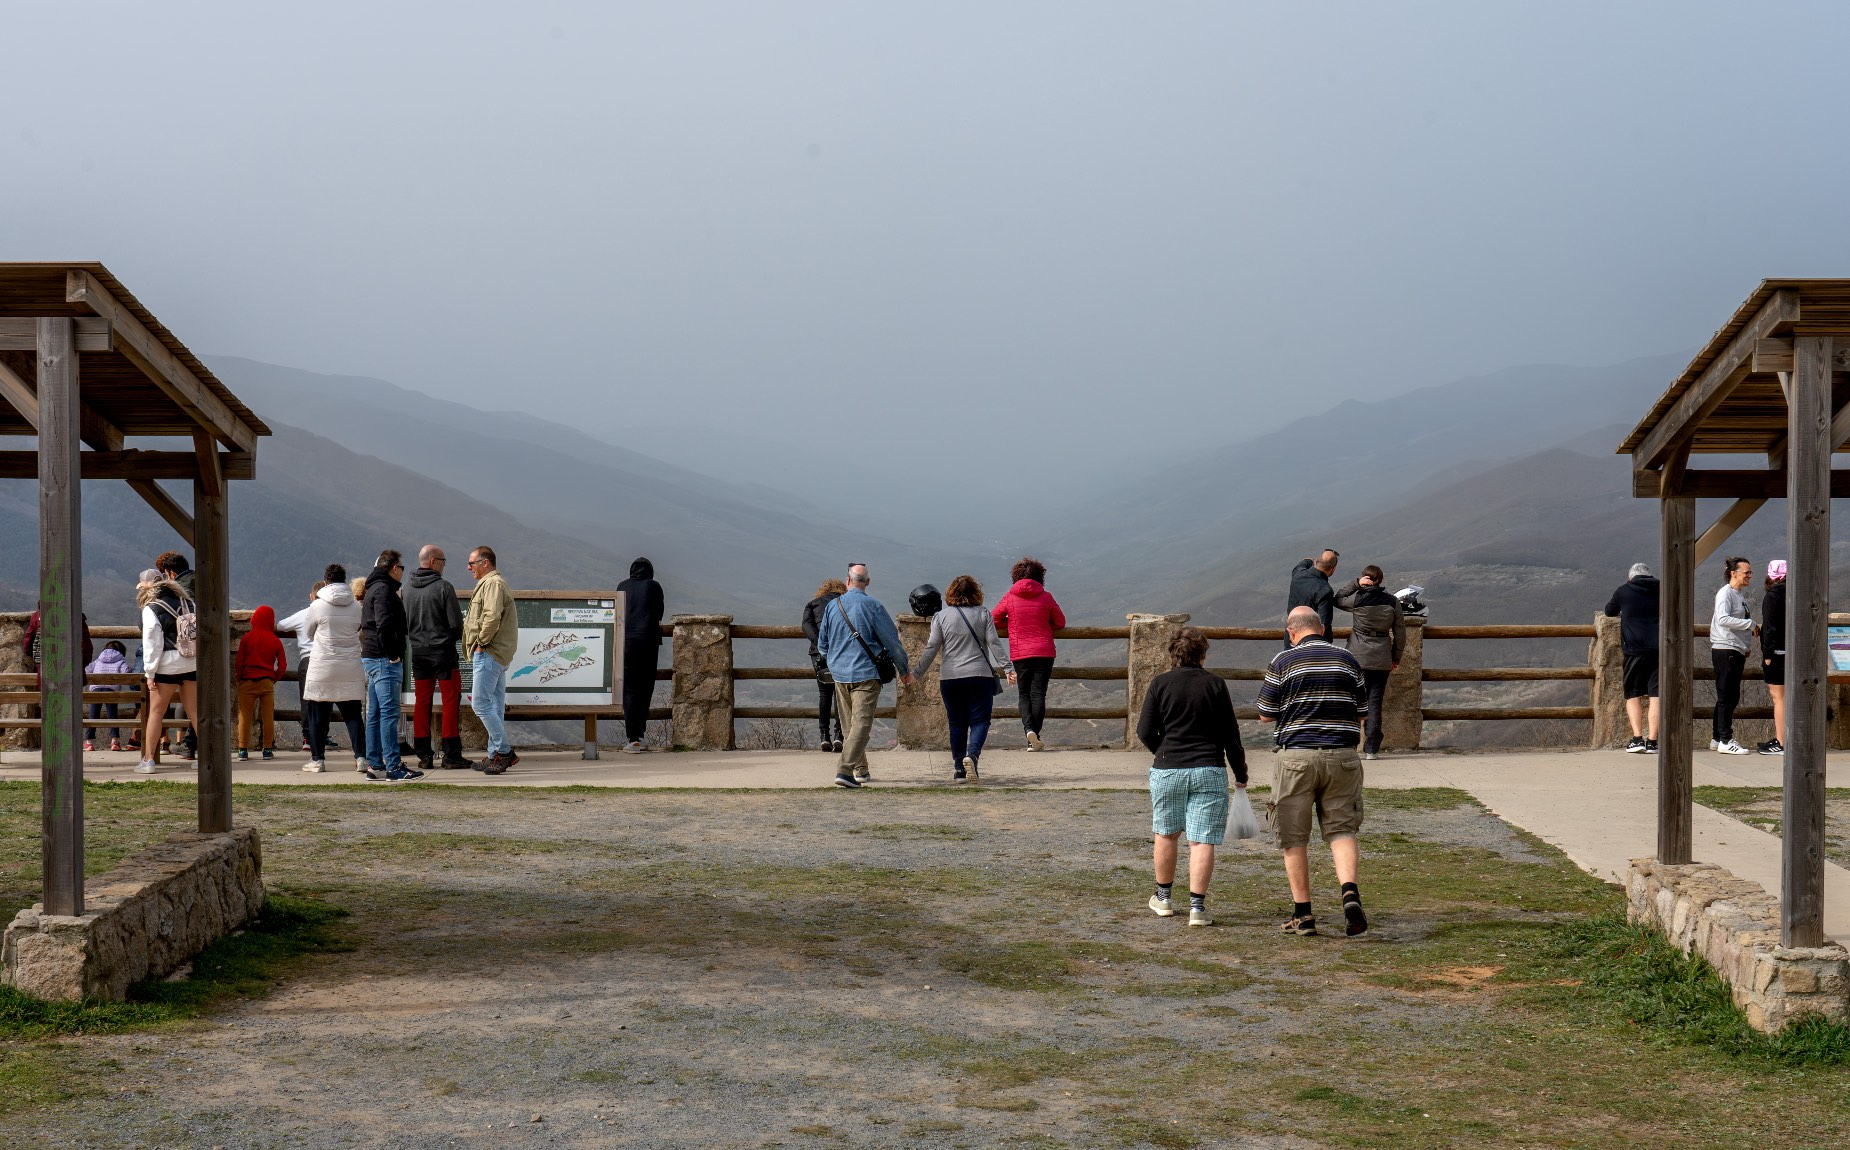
[359,549,420,780]
[616,558,666,753]
[405,545,470,770]
[1287,550,1339,643]
[1603,562,1661,753]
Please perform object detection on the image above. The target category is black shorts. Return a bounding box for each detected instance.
[152,671,197,685]
[1763,652,1785,687]
[1621,652,1659,700]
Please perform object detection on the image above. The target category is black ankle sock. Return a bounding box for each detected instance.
[1341,882,1361,906]
[1156,882,1173,901]
[1189,892,1206,912]
[1293,901,1312,919]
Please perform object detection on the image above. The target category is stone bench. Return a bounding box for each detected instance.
[2,829,264,1001]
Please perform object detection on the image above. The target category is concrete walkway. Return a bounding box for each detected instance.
[5,742,1843,939]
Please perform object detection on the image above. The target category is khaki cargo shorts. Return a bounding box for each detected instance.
[1270,746,1364,850]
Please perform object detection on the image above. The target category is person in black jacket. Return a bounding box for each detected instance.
[801,578,847,752]
[359,549,418,779]
[1603,562,1661,753]
[1287,550,1339,643]
[405,545,469,770]
[1136,626,1248,928]
[616,557,666,753]
[1759,560,1787,756]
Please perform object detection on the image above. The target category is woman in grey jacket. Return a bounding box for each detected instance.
[1334,565,1405,760]
[1708,556,1756,755]
[913,575,1013,783]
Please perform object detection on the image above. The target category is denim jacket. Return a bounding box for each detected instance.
[815,589,910,684]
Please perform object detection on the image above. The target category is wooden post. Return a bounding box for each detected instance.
[37,318,83,916]
[1657,493,1694,865]
[1782,335,1831,947]
[582,714,598,761]
[194,472,232,834]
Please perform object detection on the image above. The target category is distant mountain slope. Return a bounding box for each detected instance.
[1041,354,1686,614]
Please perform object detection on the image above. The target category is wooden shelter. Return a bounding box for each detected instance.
[0,263,268,916]
[1621,280,1849,947]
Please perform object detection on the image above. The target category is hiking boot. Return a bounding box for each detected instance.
[482,753,509,776]
[1148,894,1175,918]
[1188,908,1214,928]
[413,734,434,772]
[1717,739,1750,755]
[440,738,475,770]
[833,773,861,789]
[1757,739,1785,756]
[1280,915,1318,936]
[1624,736,1648,753]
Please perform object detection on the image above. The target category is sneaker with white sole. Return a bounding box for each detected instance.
[963,756,978,783]
[1624,736,1648,753]
[1188,907,1214,927]
[134,760,157,774]
[622,740,643,754]
[1709,739,1719,751]
[1148,894,1175,918]
[301,760,325,773]
[1025,730,1044,751]
[1757,739,1784,756]
[1717,739,1750,755]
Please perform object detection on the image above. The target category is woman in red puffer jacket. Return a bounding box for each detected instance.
[992,557,1066,749]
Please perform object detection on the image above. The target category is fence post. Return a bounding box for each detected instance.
[671,614,734,750]
[1126,613,1190,749]
[895,614,948,750]
[1381,616,1425,751]
[1588,613,1628,748]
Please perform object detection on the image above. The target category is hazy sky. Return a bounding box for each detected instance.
[11,2,1850,504]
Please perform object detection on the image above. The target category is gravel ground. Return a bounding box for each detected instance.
[14,788,1590,1150]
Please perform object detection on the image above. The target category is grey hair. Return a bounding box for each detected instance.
[1285,606,1323,634]
[846,564,870,588]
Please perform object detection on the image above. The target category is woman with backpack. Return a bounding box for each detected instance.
[992,557,1066,750]
[136,568,198,774]
[914,575,1014,783]
[801,578,847,752]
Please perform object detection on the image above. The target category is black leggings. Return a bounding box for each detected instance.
[305,700,364,762]
[1711,648,1747,742]
[1014,656,1054,735]
[815,676,840,740]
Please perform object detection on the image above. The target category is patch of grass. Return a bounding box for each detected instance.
[0,1046,115,1117]
[1513,913,1850,1065]
[844,823,976,841]
[0,893,349,1039]
[938,941,1077,992]
[1362,786,1480,812]
[1103,1116,1199,1149]
[356,831,638,858]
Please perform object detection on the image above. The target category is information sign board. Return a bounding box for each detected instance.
[402,590,625,707]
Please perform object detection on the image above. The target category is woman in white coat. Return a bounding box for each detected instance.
[136,568,198,774]
[301,563,369,773]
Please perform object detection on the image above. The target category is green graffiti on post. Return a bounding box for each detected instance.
[41,561,70,772]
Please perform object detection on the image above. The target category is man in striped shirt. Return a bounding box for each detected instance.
[1257,606,1370,937]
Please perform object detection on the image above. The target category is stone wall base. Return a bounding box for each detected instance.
[2,829,264,1002]
[1628,857,1849,1033]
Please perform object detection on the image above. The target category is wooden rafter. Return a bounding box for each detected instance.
[127,479,195,547]
[1632,468,1850,499]
[1633,289,1800,469]
[0,450,254,481]
[0,317,110,352]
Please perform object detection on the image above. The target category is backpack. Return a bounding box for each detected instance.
[154,593,199,659]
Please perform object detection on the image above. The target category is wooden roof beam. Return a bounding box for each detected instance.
[0,317,111,352]
[1634,289,1800,469]
[1693,499,1767,566]
[1751,337,1850,373]
[0,356,126,450]
[192,429,222,498]
[127,478,194,547]
[1632,467,1850,499]
[0,449,254,481]
[65,270,256,452]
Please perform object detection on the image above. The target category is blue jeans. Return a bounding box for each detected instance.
[940,676,996,766]
[361,658,403,770]
[471,651,510,756]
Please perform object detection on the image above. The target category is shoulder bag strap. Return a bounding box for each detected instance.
[835,597,885,663]
[953,607,999,677]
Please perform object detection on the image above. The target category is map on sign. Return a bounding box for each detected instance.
[509,627,603,689]
[1829,626,1850,673]
[401,591,624,707]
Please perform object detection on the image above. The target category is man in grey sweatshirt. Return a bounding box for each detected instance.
[1708,556,1756,754]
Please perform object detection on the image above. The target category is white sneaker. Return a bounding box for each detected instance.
[1709,739,1719,751]
[1148,895,1175,918]
[354,758,368,773]
[622,740,643,754]
[963,756,978,783]
[1025,730,1044,751]
[301,760,325,773]
[1717,740,1750,755]
[133,760,157,774]
[1188,907,1215,927]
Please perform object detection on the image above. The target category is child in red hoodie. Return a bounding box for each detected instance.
[236,605,288,760]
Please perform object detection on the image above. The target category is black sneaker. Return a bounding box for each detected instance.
[385,766,425,782]
[1645,739,1659,753]
[362,767,390,782]
[833,773,861,789]
[1623,736,1648,754]
[1757,739,1784,756]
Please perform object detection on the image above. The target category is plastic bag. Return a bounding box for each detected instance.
[1226,786,1260,841]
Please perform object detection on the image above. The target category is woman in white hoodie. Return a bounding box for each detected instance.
[1708,555,1756,755]
[136,568,198,774]
[301,563,369,774]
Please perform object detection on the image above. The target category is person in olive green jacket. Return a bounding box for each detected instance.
[463,546,519,774]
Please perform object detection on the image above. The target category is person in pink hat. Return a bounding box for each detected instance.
[1758,560,1787,755]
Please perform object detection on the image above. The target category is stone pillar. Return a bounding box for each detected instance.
[896,614,948,750]
[0,614,36,750]
[1381,615,1425,751]
[671,614,734,750]
[1589,613,1629,748]
[1125,614,1190,748]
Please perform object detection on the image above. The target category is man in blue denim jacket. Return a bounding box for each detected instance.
[814,564,913,788]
